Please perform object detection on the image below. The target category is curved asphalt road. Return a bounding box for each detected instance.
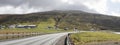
[0,33,69,45]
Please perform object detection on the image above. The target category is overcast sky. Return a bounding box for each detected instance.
[0,0,120,16]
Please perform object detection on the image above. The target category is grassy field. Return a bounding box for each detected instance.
[0,18,66,34]
[0,19,72,41]
[70,31,120,45]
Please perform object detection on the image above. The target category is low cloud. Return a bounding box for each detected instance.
[111,0,120,3]
[0,5,39,14]
[111,11,120,17]
[0,0,119,16]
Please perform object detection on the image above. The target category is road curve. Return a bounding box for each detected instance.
[0,32,69,45]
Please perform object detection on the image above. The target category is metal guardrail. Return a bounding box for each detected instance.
[65,33,74,45]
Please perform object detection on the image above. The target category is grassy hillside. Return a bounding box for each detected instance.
[0,18,64,34]
[0,10,120,31]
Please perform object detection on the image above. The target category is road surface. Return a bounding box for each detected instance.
[0,31,119,45]
[114,32,120,34]
[0,33,68,45]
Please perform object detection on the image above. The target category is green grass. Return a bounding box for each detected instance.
[0,18,69,34]
[0,19,68,40]
[70,32,120,45]
[0,18,72,41]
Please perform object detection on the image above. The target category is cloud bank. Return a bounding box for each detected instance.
[0,0,119,16]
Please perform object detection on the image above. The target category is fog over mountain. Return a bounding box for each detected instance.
[0,0,120,16]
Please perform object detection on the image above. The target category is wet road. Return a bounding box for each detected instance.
[0,33,68,45]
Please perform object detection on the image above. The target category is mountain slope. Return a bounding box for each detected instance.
[0,10,120,31]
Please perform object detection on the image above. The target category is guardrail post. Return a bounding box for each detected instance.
[66,33,74,45]
[22,32,24,37]
[18,32,20,39]
[6,32,8,39]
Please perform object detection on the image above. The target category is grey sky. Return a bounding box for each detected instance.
[0,0,120,16]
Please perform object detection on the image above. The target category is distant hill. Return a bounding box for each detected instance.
[0,10,120,31]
